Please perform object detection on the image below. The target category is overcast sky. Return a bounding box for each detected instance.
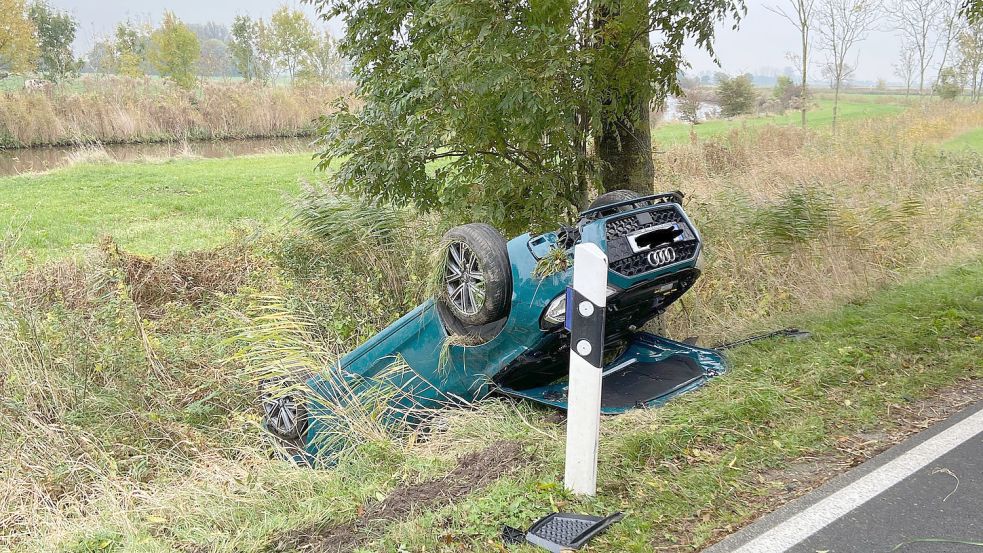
[49,0,906,83]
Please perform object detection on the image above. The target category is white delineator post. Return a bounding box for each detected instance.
[563,243,608,496]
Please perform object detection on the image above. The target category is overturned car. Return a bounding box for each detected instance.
[261,190,727,458]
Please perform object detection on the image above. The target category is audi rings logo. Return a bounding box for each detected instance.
[647,247,676,266]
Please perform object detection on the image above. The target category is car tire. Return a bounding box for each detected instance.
[439,223,512,326]
[259,377,308,442]
[588,189,641,213]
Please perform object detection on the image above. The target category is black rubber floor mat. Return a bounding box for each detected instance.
[600,355,703,408]
[524,512,623,552]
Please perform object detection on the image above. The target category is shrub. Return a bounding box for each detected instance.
[934,67,963,100]
[772,75,805,112]
[717,73,757,117]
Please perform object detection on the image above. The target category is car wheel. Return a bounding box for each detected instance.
[439,223,512,326]
[587,189,641,213]
[259,377,308,442]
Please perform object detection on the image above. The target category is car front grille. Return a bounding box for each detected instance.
[605,208,682,241]
[605,206,700,277]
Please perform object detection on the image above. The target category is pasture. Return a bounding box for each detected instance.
[652,93,910,144]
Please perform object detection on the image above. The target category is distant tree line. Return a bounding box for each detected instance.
[673,0,983,128]
[0,1,348,89]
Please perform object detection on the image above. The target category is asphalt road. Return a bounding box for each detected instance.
[705,400,983,553]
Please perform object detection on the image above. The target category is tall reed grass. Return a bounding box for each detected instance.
[0,76,353,148]
[658,102,983,344]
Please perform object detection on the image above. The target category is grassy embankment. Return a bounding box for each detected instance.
[1,100,982,552]
[0,75,351,148]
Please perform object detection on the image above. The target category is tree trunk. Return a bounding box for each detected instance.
[596,97,655,195]
[800,19,808,128]
[593,1,654,196]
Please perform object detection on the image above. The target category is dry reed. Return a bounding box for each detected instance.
[0,76,353,148]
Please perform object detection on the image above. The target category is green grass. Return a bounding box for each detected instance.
[3,99,982,550]
[653,95,909,145]
[6,253,980,552]
[379,259,983,551]
[0,154,315,260]
[942,126,983,152]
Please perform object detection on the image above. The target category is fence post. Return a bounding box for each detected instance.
[563,243,608,496]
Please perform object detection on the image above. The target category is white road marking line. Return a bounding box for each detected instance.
[730,406,983,553]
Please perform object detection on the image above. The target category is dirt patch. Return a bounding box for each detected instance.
[273,440,527,552]
[681,378,983,552]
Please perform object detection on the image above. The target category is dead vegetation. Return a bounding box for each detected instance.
[9,238,262,317]
[0,77,353,148]
[657,102,983,345]
[102,238,260,316]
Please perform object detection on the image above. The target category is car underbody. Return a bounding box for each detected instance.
[261,191,729,459]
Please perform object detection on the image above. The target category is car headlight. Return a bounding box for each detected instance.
[542,285,620,327]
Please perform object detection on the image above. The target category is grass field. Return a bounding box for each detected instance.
[652,95,909,144]
[1,153,314,261]
[2,96,982,552]
[943,126,983,152]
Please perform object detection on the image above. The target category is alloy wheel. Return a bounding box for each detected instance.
[445,241,486,316]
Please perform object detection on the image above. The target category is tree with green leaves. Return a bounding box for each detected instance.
[0,0,39,74]
[298,29,346,84]
[934,66,964,98]
[28,1,83,82]
[958,18,983,100]
[964,0,982,21]
[254,19,278,85]
[149,11,200,89]
[229,15,257,81]
[270,5,316,83]
[309,0,744,233]
[112,21,150,77]
[717,74,758,117]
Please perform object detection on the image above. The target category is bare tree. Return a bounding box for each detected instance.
[892,0,945,94]
[894,44,918,96]
[816,0,880,131]
[767,0,819,127]
[935,0,966,84]
[958,18,983,100]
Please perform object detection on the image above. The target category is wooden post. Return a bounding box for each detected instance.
[563,243,608,496]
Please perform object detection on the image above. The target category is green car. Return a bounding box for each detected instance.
[261,190,727,458]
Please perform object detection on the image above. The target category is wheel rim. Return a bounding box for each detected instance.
[445,241,485,316]
[261,380,302,437]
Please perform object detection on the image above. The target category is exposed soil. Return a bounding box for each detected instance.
[272,440,528,552]
[681,378,983,552]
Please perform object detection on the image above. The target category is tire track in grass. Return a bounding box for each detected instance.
[271,440,528,552]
